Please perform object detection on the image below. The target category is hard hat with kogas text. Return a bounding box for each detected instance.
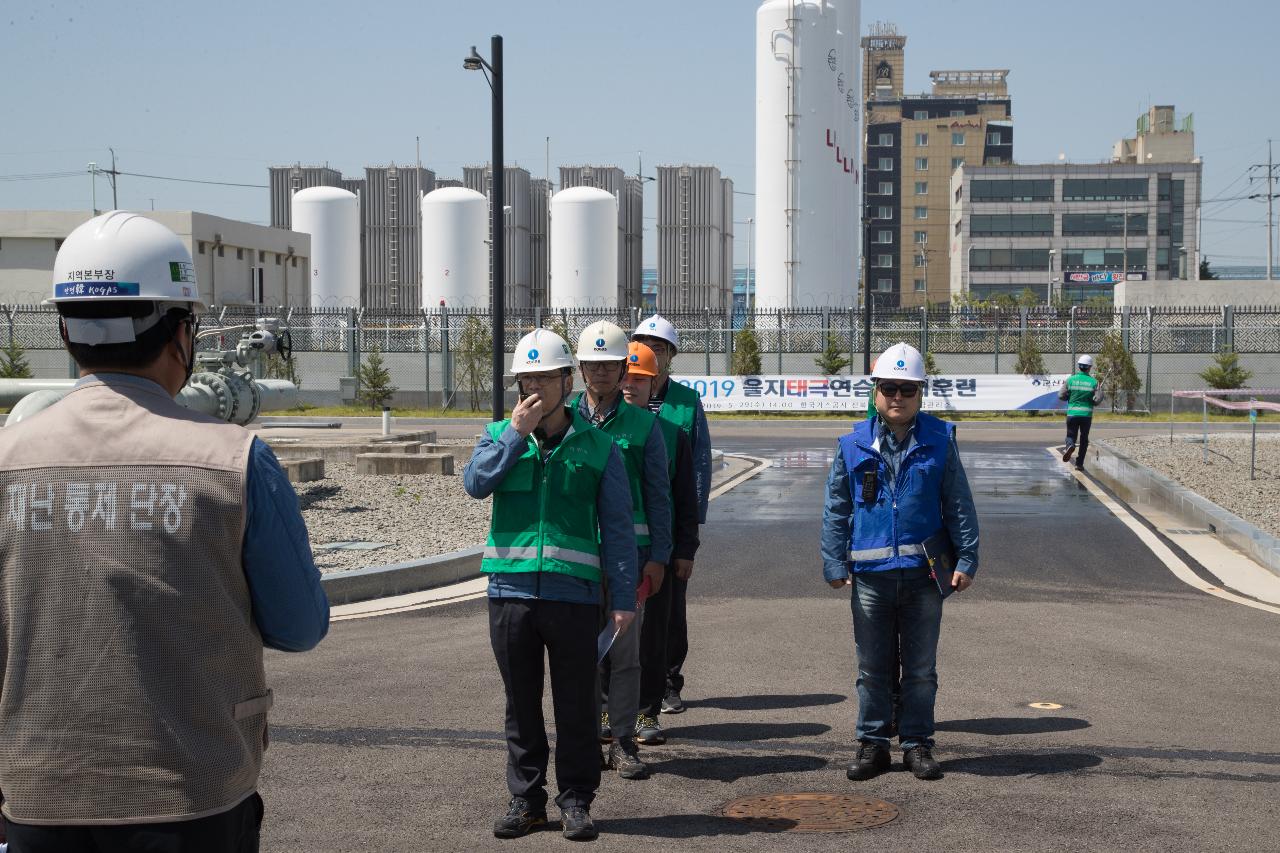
[511,328,575,375]
[49,211,205,309]
[48,211,205,346]
[625,342,659,377]
[1078,354,1095,368]
[871,342,927,383]
[576,320,630,361]
[633,314,679,351]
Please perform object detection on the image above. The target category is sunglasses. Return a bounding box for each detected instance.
[877,382,920,398]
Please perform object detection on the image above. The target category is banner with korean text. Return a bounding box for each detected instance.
[670,375,1071,412]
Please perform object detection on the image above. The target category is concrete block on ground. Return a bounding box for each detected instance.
[280,457,325,483]
[371,429,436,444]
[355,453,454,476]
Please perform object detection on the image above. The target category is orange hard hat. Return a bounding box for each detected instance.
[626,342,659,377]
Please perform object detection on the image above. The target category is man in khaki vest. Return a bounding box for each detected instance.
[0,212,329,852]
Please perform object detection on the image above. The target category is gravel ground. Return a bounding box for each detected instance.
[1103,433,1280,537]
[296,444,489,573]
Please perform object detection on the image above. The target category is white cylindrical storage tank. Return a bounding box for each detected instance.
[755,0,842,308]
[550,186,617,308]
[420,187,489,309]
[291,186,360,308]
[836,0,861,305]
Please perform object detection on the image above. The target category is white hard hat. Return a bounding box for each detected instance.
[633,314,679,352]
[1078,354,1095,368]
[871,342,927,382]
[49,211,205,310]
[576,320,630,362]
[511,328,575,375]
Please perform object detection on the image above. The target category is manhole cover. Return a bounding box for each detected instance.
[719,793,899,833]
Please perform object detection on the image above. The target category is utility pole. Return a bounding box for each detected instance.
[1249,139,1278,280]
[107,147,119,209]
[88,162,97,213]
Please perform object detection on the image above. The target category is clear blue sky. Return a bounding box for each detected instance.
[2,0,1276,269]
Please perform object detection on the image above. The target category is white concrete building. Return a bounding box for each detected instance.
[0,211,311,307]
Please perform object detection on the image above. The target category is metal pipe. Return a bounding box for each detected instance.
[382,405,391,436]
[1251,399,1257,481]
[2,378,297,426]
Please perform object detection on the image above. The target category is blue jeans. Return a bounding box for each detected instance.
[851,570,944,750]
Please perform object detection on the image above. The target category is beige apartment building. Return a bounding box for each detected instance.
[861,23,1012,307]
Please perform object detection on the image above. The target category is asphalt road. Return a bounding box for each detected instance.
[259,424,1280,852]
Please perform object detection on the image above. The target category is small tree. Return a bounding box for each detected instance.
[541,315,570,344]
[1014,334,1046,376]
[732,323,763,375]
[355,344,397,410]
[264,352,300,387]
[923,350,938,376]
[814,333,851,375]
[1016,287,1041,308]
[1200,349,1251,390]
[1199,256,1218,280]
[1096,330,1141,412]
[0,339,33,379]
[455,316,493,411]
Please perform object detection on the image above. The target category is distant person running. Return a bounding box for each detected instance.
[1059,355,1105,472]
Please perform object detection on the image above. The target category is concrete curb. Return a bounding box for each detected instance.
[1092,442,1280,580]
[320,450,749,606]
[321,546,483,606]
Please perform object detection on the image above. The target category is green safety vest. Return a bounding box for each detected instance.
[1065,371,1099,417]
[658,378,699,440]
[574,392,656,547]
[655,414,679,481]
[481,409,613,582]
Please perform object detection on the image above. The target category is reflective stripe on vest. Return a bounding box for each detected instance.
[483,544,603,569]
[848,542,926,561]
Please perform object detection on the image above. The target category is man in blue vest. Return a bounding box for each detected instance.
[821,342,980,781]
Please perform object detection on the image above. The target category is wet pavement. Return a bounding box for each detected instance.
[258,425,1280,852]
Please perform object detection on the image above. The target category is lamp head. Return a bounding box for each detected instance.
[463,47,484,70]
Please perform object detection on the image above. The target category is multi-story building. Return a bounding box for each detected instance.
[558,166,644,308]
[656,165,734,311]
[0,210,310,307]
[862,24,1012,308]
[464,165,534,310]
[950,158,1202,304]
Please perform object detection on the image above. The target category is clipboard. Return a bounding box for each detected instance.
[921,529,957,599]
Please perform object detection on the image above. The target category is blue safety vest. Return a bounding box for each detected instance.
[838,412,953,573]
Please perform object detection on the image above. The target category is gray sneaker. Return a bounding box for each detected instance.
[660,689,685,714]
[609,737,650,780]
[635,713,665,745]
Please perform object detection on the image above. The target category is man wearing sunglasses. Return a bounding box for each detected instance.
[821,342,979,782]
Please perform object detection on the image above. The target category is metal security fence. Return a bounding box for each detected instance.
[4,304,1280,410]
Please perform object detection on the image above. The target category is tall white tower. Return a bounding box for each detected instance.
[754,0,861,307]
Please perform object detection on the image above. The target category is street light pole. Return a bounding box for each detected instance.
[465,36,505,422]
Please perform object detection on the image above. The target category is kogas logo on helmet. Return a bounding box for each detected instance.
[895,359,906,369]
[648,322,656,329]
[629,354,638,363]
[594,337,607,351]
[527,348,540,362]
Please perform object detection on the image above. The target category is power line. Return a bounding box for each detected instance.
[115,170,267,189]
[0,170,83,182]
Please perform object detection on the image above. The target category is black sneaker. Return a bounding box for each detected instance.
[609,737,650,780]
[493,797,547,838]
[904,746,942,780]
[560,806,597,841]
[599,711,613,744]
[660,689,686,714]
[635,714,665,745]
[846,741,891,781]
[1062,444,1076,463]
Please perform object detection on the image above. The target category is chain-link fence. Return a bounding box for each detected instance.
[4,304,1279,411]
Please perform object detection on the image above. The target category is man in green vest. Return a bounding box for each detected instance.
[463,328,637,842]
[632,314,711,742]
[1059,354,1105,472]
[574,321,671,781]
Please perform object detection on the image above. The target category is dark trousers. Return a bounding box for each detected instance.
[5,793,262,853]
[638,564,677,718]
[489,598,600,811]
[1066,415,1093,465]
[665,576,689,694]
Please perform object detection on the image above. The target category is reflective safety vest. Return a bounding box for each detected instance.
[1065,371,1099,417]
[655,413,679,480]
[658,378,698,441]
[838,412,953,573]
[575,392,656,546]
[481,409,613,582]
